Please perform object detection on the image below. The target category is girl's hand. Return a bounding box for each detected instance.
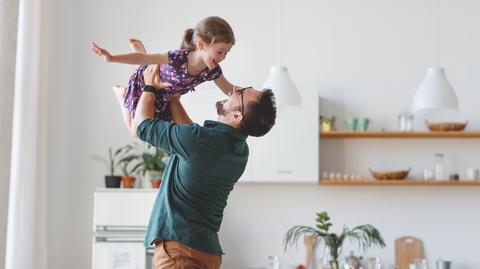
[90,42,112,62]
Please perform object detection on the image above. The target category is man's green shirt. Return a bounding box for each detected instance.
[137,119,248,255]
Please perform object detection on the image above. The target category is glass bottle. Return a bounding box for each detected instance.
[434,153,445,181]
[398,113,414,131]
[268,255,280,269]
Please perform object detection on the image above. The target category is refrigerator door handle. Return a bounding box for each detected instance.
[96,225,147,232]
[95,237,144,243]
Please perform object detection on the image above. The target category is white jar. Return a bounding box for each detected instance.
[434,153,445,181]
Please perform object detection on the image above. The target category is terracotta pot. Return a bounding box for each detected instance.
[105,176,121,188]
[151,179,161,188]
[122,176,136,188]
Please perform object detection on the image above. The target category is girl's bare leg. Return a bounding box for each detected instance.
[112,85,134,134]
[113,39,148,135]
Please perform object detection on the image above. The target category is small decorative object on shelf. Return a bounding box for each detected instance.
[319,115,336,132]
[346,117,358,131]
[398,112,414,131]
[433,153,445,181]
[284,212,386,269]
[426,120,467,132]
[449,173,459,181]
[357,118,370,131]
[369,168,410,180]
[323,171,362,181]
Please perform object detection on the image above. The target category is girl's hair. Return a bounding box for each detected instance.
[180,16,235,50]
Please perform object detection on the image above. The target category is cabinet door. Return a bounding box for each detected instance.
[92,241,146,269]
[94,191,157,228]
[244,89,319,182]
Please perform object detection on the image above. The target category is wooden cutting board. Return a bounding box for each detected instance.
[395,236,424,269]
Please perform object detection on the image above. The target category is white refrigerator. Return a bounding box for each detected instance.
[92,189,157,269]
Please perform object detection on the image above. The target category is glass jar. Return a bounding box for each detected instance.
[398,113,414,131]
[434,153,445,181]
[268,255,280,269]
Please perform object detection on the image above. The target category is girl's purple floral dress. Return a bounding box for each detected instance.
[124,49,222,121]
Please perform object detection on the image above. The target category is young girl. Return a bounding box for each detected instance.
[90,16,241,133]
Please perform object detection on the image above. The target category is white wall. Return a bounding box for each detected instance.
[44,0,480,268]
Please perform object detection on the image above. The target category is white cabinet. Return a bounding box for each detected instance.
[93,189,157,228]
[182,86,319,183]
[243,89,319,182]
[92,189,157,269]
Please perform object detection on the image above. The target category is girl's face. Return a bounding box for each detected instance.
[199,41,233,70]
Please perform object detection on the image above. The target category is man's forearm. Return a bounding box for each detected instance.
[170,98,193,125]
[133,92,156,135]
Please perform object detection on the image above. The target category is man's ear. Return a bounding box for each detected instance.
[230,111,243,123]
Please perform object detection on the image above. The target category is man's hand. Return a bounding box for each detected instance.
[143,65,173,89]
[90,42,112,62]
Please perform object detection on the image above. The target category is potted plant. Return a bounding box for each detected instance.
[90,146,124,188]
[320,115,336,131]
[284,211,386,269]
[118,149,140,188]
[138,145,168,188]
[121,143,169,188]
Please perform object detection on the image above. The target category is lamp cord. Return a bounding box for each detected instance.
[278,0,282,66]
[433,0,438,67]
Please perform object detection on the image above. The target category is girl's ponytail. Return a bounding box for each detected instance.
[180,28,196,50]
[180,17,235,50]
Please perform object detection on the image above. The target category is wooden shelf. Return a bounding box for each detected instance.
[319,179,480,185]
[320,131,480,138]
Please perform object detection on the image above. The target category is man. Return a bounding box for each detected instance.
[133,65,276,269]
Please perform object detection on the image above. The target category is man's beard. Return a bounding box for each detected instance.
[216,100,228,116]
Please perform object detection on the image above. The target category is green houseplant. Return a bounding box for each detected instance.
[139,145,168,188]
[118,146,141,188]
[121,143,169,188]
[284,211,386,269]
[90,146,124,188]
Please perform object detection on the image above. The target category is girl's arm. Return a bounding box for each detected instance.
[90,42,169,65]
[214,74,240,95]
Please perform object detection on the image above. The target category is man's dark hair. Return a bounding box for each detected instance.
[239,89,276,137]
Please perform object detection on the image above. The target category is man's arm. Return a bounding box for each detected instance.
[133,65,200,159]
[132,65,171,135]
[132,90,156,135]
[169,95,193,125]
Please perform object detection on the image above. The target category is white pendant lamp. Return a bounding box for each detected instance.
[411,67,459,111]
[262,0,301,108]
[262,65,302,107]
[411,0,459,112]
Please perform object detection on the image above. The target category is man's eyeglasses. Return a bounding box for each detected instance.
[237,86,252,116]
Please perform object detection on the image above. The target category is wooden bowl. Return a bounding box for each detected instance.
[369,168,410,180]
[426,121,467,132]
